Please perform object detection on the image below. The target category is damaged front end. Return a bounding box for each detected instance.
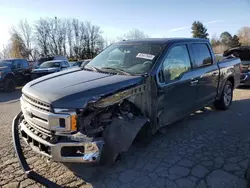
[13,84,149,168]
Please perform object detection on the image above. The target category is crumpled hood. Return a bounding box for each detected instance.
[32,67,60,73]
[22,68,143,108]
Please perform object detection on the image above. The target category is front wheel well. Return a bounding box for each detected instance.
[227,76,234,88]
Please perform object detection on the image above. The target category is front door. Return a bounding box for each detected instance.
[12,59,23,85]
[157,44,198,126]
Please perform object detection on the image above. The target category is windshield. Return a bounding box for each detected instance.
[39,61,61,68]
[86,43,164,75]
[0,60,12,68]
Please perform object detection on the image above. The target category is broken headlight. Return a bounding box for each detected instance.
[53,108,77,131]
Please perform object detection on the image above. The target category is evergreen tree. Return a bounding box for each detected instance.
[220,32,233,46]
[191,21,209,39]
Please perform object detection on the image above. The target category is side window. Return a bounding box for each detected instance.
[63,61,69,67]
[162,45,191,82]
[13,60,22,69]
[191,43,212,68]
[21,60,29,68]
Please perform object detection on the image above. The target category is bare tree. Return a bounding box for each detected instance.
[9,20,33,59]
[238,27,250,46]
[35,18,50,56]
[21,17,105,59]
[66,19,73,58]
[85,21,104,58]
[118,29,149,41]
[19,19,32,49]
[0,44,11,58]
[72,18,80,58]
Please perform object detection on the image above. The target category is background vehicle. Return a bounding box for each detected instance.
[33,56,68,68]
[69,59,92,67]
[224,46,250,86]
[13,38,241,185]
[31,60,70,79]
[0,58,31,92]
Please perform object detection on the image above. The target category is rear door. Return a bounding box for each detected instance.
[157,44,198,126]
[189,43,219,106]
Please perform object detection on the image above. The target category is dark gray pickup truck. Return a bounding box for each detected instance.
[12,38,241,185]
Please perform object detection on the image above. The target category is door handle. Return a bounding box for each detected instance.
[190,79,198,85]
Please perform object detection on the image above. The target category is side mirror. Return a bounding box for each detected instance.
[61,65,67,68]
[81,61,88,68]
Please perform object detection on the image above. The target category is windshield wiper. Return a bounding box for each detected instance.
[101,67,132,75]
[83,64,102,72]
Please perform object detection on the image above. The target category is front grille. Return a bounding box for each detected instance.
[23,120,52,141]
[21,120,52,157]
[21,129,51,157]
[22,94,51,112]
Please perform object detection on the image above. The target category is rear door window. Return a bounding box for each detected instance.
[21,60,29,68]
[13,60,22,69]
[62,61,69,67]
[191,43,212,68]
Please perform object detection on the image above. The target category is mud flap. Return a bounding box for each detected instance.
[103,115,148,157]
[12,112,61,188]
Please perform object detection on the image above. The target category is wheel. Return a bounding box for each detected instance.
[214,80,233,110]
[3,78,16,92]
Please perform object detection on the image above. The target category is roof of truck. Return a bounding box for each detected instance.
[42,60,65,63]
[119,38,209,44]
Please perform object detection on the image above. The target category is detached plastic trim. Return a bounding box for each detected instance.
[12,112,61,188]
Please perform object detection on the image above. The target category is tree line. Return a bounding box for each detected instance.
[191,21,250,53]
[1,18,249,60]
[1,17,106,60]
[0,17,149,61]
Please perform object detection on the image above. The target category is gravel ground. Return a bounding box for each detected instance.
[0,88,250,188]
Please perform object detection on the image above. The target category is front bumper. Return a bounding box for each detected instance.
[21,121,104,163]
[240,73,250,85]
[18,112,104,163]
[12,112,61,187]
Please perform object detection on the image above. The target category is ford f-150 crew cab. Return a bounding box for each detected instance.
[12,38,241,185]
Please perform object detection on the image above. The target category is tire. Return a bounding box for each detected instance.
[3,78,16,92]
[214,80,233,110]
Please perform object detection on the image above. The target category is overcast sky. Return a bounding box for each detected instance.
[0,0,250,49]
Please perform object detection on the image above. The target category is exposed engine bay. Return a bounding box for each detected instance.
[77,99,146,138]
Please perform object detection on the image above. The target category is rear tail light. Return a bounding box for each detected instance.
[239,63,242,72]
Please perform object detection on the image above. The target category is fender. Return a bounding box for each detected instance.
[217,73,235,100]
[2,72,15,82]
[103,115,148,161]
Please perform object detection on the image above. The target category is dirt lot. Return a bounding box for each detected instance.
[0,88,250,188]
